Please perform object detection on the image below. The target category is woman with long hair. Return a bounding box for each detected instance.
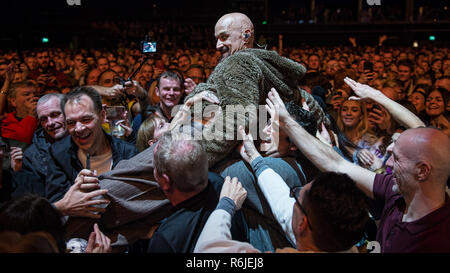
[337,99,369,145]
[337,99,386,170]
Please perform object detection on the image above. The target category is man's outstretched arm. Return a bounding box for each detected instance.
[267,88,376,199]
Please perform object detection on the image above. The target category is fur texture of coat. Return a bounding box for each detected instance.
[184,48,329,167]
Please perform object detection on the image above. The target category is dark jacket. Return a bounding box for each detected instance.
[147,172,248,253]
[45,133,138,203]
[11,127,54,198]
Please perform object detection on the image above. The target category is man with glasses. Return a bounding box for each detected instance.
[267,79,450,253]
[194,126,369,253]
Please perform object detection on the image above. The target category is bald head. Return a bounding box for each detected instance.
[399,128,450,185]
[215,12,254,59]
[216,13,254,34]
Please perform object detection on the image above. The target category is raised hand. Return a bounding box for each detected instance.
[344,77,381,100]
[107,84,125,99]
[238,125,261,164]
[85,223,112,253]
[368,104,392,131]
[220,176,247,210]
[184,78,197,96]
[266,87,290,123]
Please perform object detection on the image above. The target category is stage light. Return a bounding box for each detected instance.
[262,21,267,25]
[42,37,49,43]
[429,36,435,41]
[413,41,418,48]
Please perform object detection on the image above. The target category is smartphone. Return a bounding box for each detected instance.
[141,41,157,54]
[372,103,382,112]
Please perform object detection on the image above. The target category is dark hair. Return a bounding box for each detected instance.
[97,56,108,63]
[0,194,66,253]
[61,86,103,115]
[187,64,206,77]
[304,172,369,252]
[412,84,432,96]
[285,101,318,136]
[177,54,191,62]
[397,59,414,72]
[298,72,331,91]
[36,48,49,55]
[427,87,449,107]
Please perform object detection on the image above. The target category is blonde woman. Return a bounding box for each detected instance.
[337,99,369,145]
[337,99,386,170]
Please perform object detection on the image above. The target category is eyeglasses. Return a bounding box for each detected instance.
[290,186,312,230]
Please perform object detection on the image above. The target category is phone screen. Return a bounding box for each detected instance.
[142,42,157,53]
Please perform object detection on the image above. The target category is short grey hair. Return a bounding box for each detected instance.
[37,93,65,109]
[154,131,208,193]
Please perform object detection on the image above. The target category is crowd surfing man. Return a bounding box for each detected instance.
[180,12,328,168]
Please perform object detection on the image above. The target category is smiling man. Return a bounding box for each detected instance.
[155,71,184,121]
[44,86,137,203]
[214,13,254,61]
[183,12,328,168]
[11,93,67,198]
[268,79,450,253]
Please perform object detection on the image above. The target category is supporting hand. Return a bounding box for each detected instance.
[220,176,247,210]
[10,147,23,172]
[54,169,110,219]
[85,223,112,253]
[238,126,261,164]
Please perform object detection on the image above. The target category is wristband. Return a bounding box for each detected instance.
[216,196,236,217]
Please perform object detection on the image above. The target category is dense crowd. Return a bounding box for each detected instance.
[0,12,449,254]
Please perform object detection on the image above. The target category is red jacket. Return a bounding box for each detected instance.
[1,112,38,144]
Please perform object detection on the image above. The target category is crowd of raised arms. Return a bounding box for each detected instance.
[0,12,448,254]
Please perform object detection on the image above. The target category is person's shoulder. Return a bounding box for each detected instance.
[109,135,138,155]
[2,112,17,122]
[111,135,136,148]
[48,135,72,154]
[207,171,224,183]
[373,173,400,202]
[31,127,50,145]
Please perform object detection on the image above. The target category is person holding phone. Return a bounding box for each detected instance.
[359,60,376,86]
[27,49,71,90]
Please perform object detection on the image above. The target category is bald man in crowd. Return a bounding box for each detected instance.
[267,79,450,252]
[182,12,328,168]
